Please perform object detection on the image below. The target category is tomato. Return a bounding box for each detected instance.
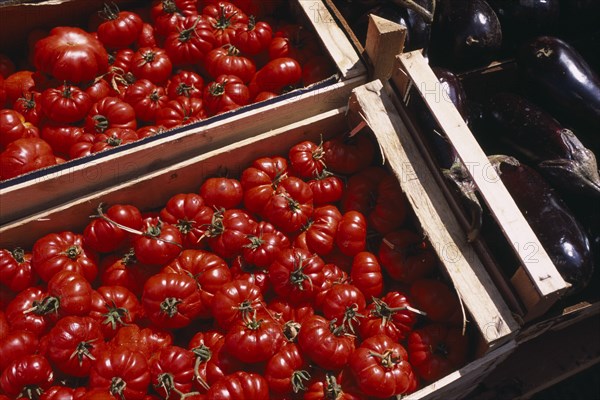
[240,156,288,216]
[313,262,348,310]
[97,3,144,50]
[335,211,367,257]
[303,373,362,400]
[350,251,383,300]
[3,71,36,106]
[159,193,214,249]
[0,311,8,339]
[166,70,204,99]
[211,279,264,330]
[13,92,43,126]
[202,2,249,47]
[262,176,314,234]
[107,48,135,88]
[268,247,326,305]
[340,166,386,214]
[164,16,216,66]
[110,325,173,359]
[142,272,203,329]
[349,334,415,397]
[90,128,136,153]
[40,385,87,400]
[0,54,15,79]
[228,256,271,296]
[133,217,183,266]
[358,291,418,342]
[83,204,143,253]
[199,177,243,209]
[137,22,158,49]
[320,283,366,334]
[85,96,137,134]
[288,140,326,179]
[203,74,250,116]
[206,45,256,83]
[41,124,86,157]
[204,208,257,259]
[137,125,167,138]
[0,137,56,180]
[149,345,196,398]
[0,109,39,150]
[307,171,344,206]
[253,91,278,102]
[0,330,39,372]
[248,57,302,96]
[4,287,50,336]
[40,84,93,123]
[162,249,232,318]
[31,231,98,282]
[233,17,272,56]
[206,371,269,400]
[100,249,157,297]
[155,96,207,128]
[271,23,321,63]
[302,55,337,86]
[34,27,109,83]
[264,343,310,395]
[130,47,173,85]
[410,279,462,325]
[295,205,342,256]
[89,346,151,400]
[0,248,37,292]
[89,286,143,339]
[242,221,290,268]
[369,174,409,234]
[123,79,169,122]
[297,315,355,371]
[267,299,314,326]
[0,354,54,398]
[378,230,437,284]
[42,316,104,377]
[188,331,241,391]
[323,132,376,175]
[224,314,284,363]
[38,270,93,317]
[408,323,469,382]
[84,78,112,103]
[151,0,199,36]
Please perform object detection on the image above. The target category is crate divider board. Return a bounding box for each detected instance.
[391,50,569,321]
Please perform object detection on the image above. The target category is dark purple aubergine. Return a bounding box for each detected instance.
[483,92,600,198]
[429,0,503,70]
[401,0,433,52]
[517,36,600,144]
[490,155,594,295]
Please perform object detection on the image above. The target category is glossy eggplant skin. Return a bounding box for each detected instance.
[482,92,600,198]
[517,36,600,144]
[492,156,594,295]
[429,0,502,70]
[432,67,470,124]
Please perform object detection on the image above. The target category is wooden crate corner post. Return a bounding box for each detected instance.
[364,13,407,81]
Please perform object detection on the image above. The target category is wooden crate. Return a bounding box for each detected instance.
[389,50,597,330]
[0,80,518,399]
[0,0,367,224]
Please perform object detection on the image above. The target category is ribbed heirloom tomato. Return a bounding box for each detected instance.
[268,247,325,305]
[0,354,54,398]
[83,203,143,253]
[0,248,36,292]
[205,45,256,83]
[96,3,143,50]
[0,109,39,149]
[297,315,356,371]
[88,285,143,338]
[159,193,215,249]
[0,137,56,181]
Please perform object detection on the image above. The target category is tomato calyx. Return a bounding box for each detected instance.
[105,135,123,147]
[99,2,121,21]
[10,247,26,263]
[291,369,311,393]
[243,234,264,250]
[212,5,238,30]
[191,344,212,391]
[178,17,202,43]
[246,15,257,31]
[25,296,60,316]
[282,320,301,342]
[324,373,344,400]
[329,318,350,337]
[17,93,37,111]
[207,81,227,97]
[110,376,128,399]
[160,297,182,318]
[341,303,364,335]
[103,301,131,330]
[64,245,83,260]
[368,349,401,369]
[69,338,98,366]
[289,255,314,291]
[19,385,44,400]
[370,297,426,326]
[160,0,181,15]
[92,114,110,132]
[156,372,202,399]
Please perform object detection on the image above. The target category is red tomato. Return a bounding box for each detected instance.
[308,171,344,206]
[13,92,43,126]
[302,55,337,86]
[335,211,367,257]
[162,249,232,318]
[3,71,36,106]
[199,177,243,209]
[142,272,204,329]
[349,334,415,397]
[203,74,250,116]
[40,386,88,400]
[31,231,98,282]
[137,22,158,49]
[99,249,156,297]
[264,343,310,395]
[151,0,198,36]
[97,3,144,49]
[4,287,50,336]
[89,286,143,339]
[206,371,269,400]
[0,54,15,79]
[149,345,196,398]
[130,47,173,85]
[323,132,376,175]
[0,109,39,150]
[85,78,112,102]
[350,251,383,300]
[340,166,387,214]
[89,346,150,400]
[204,208,257,259]
[358,291,418,342]
[43,270,93,317]
[0,330,39,372]
[166,70,204,100]
[155,96,207,128]
[159,193,214,248]
[211,279,264,330]
[87,128,140,154]
[164,16,216,66]
[34,27,109,83]
[41,84,93,123]
[248,57,302,96]
[268,247,326,305]
[313,262,348,310]
[297,315,355,371]
[42,316,104,377]
[188,331,241,390]
[137,125,167,138]
[85,96,137,134]
[123,79,169,122]
[206,45,256,83]
[288,140,326,179]
[233,17,272,55]
[0,354,54,397]
[267,299,315,326]
[224,315,284,363]
[41,124,86,157]
[303,373,362,400]
[228,256,271,296]
[410,279,462,325]
[202,2,249,47]
[408,323,469,382]
[242,221,290,268]
[240,155,288,216]
[379,230,437,284]
[369,174,409,234]
[320,283,366,334]
[84,204,143,253]
[0,311,8,339]
[0,248,36,292]
[295,205,342,256]
[133,218,183,266]
[262,176,314,234]
[110,325,173,359]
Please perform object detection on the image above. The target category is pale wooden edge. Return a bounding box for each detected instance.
[393,51,568,300]
[403,339,517,400]
[351,81,518,347]
[297,0,367,79]
[0,76,367,225]
[364,14,407,81]
[0,108,347,248]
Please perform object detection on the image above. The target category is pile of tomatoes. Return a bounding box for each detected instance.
[0,0,336,181]
[0,129,472,399]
